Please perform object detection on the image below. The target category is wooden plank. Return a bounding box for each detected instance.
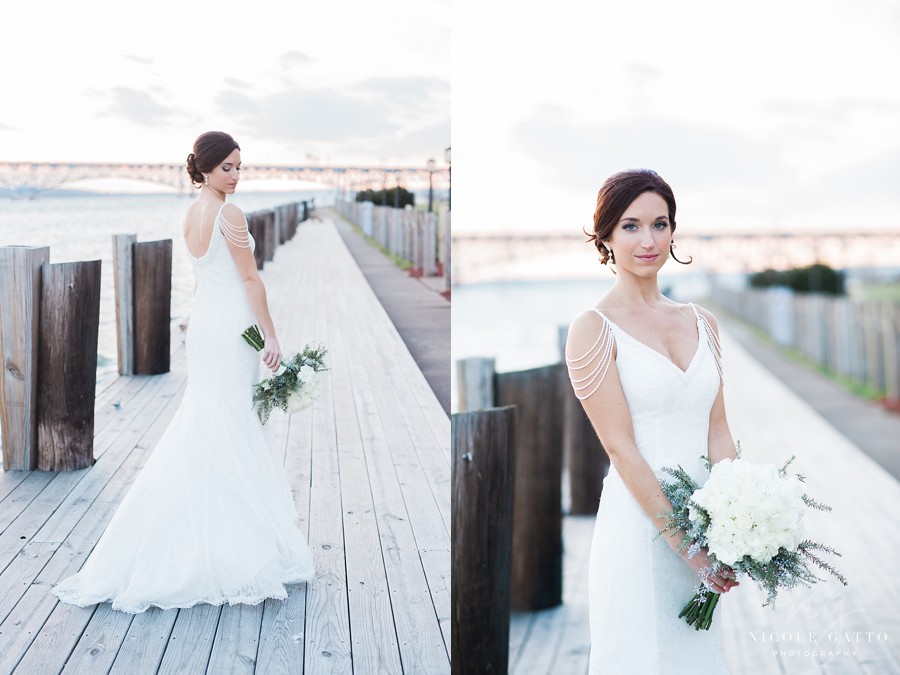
[38,259,102,471]
[60,603,135,674]
[0,245,49,470]
[207,603,265,674]
[301,246,352,675]
[328,296,403,673]
[156,604,221,674]
[255,242,317,675]
[107,608,177,675]
[112,234,136,375]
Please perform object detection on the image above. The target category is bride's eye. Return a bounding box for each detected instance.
[654,221,669,229]
[623,223,638,231]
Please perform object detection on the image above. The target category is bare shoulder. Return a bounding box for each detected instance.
[566,309,611,357]
[221,202,246,225]
[691,303,721,334]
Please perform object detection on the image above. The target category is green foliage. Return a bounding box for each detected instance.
[749,263,845,295]
[355,187,416,208]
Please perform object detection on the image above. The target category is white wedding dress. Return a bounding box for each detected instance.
[53,203,316,613]
[568,303,730,674]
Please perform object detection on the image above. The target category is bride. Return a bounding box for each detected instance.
[565,169,739,673]
[53,131,316,613]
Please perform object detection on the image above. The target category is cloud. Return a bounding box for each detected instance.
[215,77,449,152]
[356,76,448,113]
[279,51,311,68]
[124,54,153,65]
[765,97,900,122]
[361,120,450,163]
[224,77,250,89]
[103,87,177,126]
[514,107,782,193]
[0,121,15,131]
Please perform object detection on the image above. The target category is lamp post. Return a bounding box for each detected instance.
[427,158,436,213]
[444,146,451,211]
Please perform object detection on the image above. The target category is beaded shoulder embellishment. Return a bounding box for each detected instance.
[565,313,615,401]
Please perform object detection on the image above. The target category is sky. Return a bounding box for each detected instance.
[452,0,900,234]
[0,0,449,174]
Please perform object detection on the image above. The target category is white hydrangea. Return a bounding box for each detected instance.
[688,458,807,566]
[285,372,320,413]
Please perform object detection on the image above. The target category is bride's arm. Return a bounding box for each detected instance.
[566,310,737,593]
[220,203,282,371]
[565,311,684,549]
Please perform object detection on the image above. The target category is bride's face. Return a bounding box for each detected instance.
[207,148,242,194]
[605,191,672,278]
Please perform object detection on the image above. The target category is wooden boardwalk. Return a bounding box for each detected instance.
[509,328,900,675]
[0,215,450,674]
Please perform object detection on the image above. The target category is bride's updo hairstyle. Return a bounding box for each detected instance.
[586,168,691,266]
[186,131,241,188]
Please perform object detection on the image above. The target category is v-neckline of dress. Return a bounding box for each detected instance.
[591,308,703,376]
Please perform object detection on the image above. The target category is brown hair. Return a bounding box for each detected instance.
[585,168,691,266]
[185,131,241,188]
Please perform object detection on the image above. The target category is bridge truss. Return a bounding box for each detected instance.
[0,162,448,195]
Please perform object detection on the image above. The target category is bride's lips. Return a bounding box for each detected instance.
[636,254,659,260]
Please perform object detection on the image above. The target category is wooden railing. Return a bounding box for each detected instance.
[335,199,450,290]
[712,286,900,403]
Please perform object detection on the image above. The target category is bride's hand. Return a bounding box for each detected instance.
[679,546,740,594]
[262,335,282,372]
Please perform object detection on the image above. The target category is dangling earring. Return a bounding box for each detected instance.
[671,240,677,250]
[606,245,616,265]
[204,174,209,186]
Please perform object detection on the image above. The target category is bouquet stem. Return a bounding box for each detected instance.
[679,590,720,630]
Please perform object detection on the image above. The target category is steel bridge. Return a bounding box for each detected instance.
[451,231,900,283]
[0,161,448,195]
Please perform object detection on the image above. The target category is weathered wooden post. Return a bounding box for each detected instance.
[263,210,276,261]
[423,212,437,276]
[864,301,885,393]
[37,260,101,470]
[883,301,900,405]
[496,364,564,610]
[112,234,136,375]
[247,214,265,270]
[456,357,495,411]
[443,209,451,293]
[133,239,172,375]
[558,327,608,514]
[452,406,516,675]
[0,246,49,470]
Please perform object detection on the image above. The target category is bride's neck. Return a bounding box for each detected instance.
[609,273,665,307]
[202,185,225,202]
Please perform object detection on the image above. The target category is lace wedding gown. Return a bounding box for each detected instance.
[53,203,316,613]
[568,303,730,674]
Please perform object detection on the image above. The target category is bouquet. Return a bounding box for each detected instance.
[659,444,847,630]
[241,325,328,425]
